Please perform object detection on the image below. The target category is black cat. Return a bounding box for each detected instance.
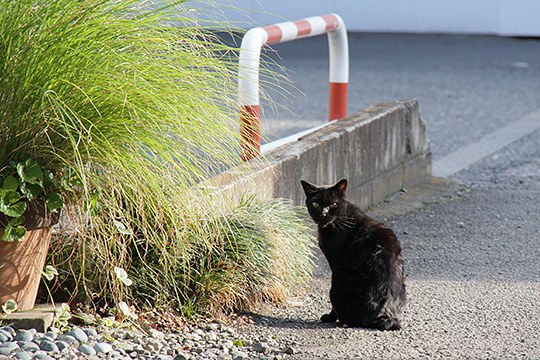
[301,179,406,331]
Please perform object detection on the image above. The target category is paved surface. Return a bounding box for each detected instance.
[236,34,540,359]
[238,129,540,358]
[261,33,540,160]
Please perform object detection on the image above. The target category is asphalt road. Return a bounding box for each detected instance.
[260,33,540,160]
[236,34,540,359]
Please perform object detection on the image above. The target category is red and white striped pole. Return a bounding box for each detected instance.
[239,13,349,161]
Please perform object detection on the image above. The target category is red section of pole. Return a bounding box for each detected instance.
[294,19,312,36]
[264,25,283,45]
[328,82,348,120]
[240,105,261,161]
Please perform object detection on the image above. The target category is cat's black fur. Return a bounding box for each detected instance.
[301,179,406,331]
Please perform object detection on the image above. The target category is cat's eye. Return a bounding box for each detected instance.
[312,202,320,208]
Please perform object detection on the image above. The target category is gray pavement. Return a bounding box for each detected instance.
[238,129,540,358]
[236,34,540,359]
[261,33,540,160]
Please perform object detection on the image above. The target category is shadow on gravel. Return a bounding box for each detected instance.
[241,312,336,330]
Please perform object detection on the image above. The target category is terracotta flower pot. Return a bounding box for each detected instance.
[0,202,59,311]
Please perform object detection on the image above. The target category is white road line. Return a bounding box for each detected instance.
[433,108,540,177]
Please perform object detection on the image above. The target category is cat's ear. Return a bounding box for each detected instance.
[333,179,347,196]
[301,180,318,195]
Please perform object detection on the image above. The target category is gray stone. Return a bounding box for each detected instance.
[0,333,8,343]
[13,351,32,360]
[205,332,218,342]
[283,346,296,355]
[56,334,78,346]
[113,329,128,340]
[29,352,53,360]
[123,330,140,340]
[173,354,190,360]
[39,340,59,353]
[146,339,163,352]
[232,351,248,360]
[43,332,56,341]
[17,341,39,351]
[0,341,19,349]
[82,327,98,339]
[0,330,13,342]
[215,100,431,211]
[115,342,133,351]
[149,329,165,340]
[78,343,96,356]
[155,355,174,360]
[14,330,33,342]
[205,323,220,332]
[54,340,69,351]
[253,341,270,354]
[0,341,19,353]
[94,342,113,354]
[68,328,88,344]
[0,327,15,336]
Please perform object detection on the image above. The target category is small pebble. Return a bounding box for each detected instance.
[54,340,70,351]
[14,330,34,342]
[17,341,40,351]
[0,332,9,343]
[94,342,113,354]
[253,341,270,354]
[232,350,248,360]
[78,343,97,356]
[115,342,134,351]
[13,351,32,360]
[205,323,220,332]
[83,327,98,339]
[30,352,53,360]
[39,340,59,353]
[0,341,19,355]
[68,328,89,343]
[0,330,13,342]
[283,346,296,355]
[56,334,79,346]
[44,332,57,340]
[155,355,174,360]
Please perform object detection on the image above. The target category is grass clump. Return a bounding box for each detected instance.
[132,197,315,316]
[0,0,315,317]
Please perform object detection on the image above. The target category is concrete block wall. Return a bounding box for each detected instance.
[211,99,431,210]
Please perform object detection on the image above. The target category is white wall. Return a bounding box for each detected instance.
[207,0,540,36]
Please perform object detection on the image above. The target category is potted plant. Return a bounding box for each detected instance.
[0,154,67,311]
[0,0,315,320]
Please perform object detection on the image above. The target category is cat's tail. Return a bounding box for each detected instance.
[372,316,401,331]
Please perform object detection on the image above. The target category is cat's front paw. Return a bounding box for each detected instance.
[320,311,337,323]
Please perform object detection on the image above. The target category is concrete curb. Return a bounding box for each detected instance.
[212,99,432,209]
[0,304,58,332]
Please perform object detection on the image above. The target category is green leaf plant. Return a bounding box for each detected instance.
[0,154,68,242]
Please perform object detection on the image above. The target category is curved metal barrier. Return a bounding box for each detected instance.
[238,13,349,161]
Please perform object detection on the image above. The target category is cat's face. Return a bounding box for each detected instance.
[300,179,347,227]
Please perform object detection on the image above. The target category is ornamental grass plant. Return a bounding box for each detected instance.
[0,0,315,317]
